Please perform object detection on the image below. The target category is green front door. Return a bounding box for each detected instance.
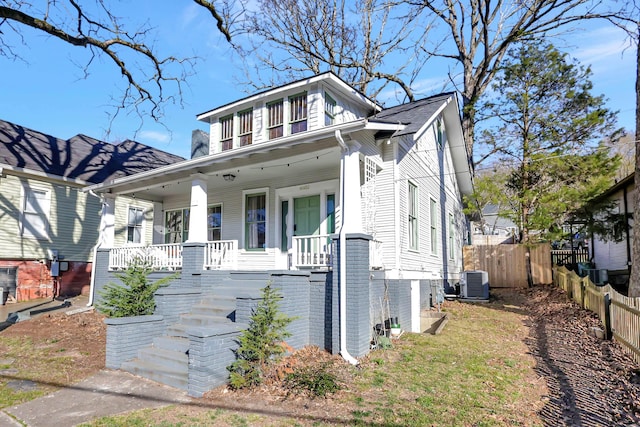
[294,195,321,236]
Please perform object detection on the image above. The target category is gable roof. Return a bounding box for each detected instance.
[0,120,185,184]
[369,93,455,137]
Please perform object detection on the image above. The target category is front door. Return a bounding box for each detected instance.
[294,195,321,237]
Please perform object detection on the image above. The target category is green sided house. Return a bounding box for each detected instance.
[0,120,184,301]
[87,72,474,396]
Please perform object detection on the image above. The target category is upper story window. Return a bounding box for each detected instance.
[436,118,444,149]
[267,100,284,140]
[325,93,336,126]
[238,109,253,147]
[220,115,234,151]
[289,92,307,134]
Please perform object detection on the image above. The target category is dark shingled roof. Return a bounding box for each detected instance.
[0,120,185,184]
[370,92,455,137]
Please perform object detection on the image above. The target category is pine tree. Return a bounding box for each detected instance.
[227,282,294,389]
[97,258,177,318]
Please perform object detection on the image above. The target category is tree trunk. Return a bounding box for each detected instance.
[461,95,475,168]
[629,24,640,297]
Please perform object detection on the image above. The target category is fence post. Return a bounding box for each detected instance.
[603,292,612,340]
[580,279,586,309]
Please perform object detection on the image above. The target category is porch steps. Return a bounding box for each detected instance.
[120,293,240,391]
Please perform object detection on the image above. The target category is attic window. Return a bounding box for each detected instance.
[436,118,444,149]
[267,100,284,139]
[220,115,233,151]
[238,109,253,146]
[289,92,307,134]
[325,93,336,125]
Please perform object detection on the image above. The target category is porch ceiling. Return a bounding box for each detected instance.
[110,139,342,200]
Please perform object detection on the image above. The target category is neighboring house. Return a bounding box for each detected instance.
[471,204,518,244]
[590,173,634,288]
[87,72,473,396]
[0,120,184,302]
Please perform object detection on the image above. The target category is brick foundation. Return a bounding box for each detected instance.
[0,260,92,302]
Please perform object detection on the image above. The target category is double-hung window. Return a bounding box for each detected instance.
[448,213,455,260]
[436,118,444,150]
[22,187,50,240]
[238,109,253,146]
[289,93,307,134]
[408,182,418,251]
[127,207,144,244]
[430,198,438,254]
[220,115,234,151]
[267,100,284,139]
[325,93,336,126]
[165,209,190,243]
[245,193,266,250]
[208,205,222,241]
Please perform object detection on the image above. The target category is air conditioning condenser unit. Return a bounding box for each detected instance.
[460,270,490,300]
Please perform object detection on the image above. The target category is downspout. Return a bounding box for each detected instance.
[335,130,359,366]
[86,189,103,307]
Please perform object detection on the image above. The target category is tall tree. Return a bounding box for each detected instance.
[630,22,640,297]
[470,42,621,285]
[0,1,234,125]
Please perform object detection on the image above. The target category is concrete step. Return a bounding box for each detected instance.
[137,347,188,371]
[121,359,188,391]
[153,336,189,353]
[179,313,231,326]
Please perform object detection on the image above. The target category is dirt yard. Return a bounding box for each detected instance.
[1,284,639,425]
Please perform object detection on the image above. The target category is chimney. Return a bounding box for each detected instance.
[191,129,210,159]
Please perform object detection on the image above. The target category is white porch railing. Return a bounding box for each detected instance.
[370,239,384,270]
[292,234,332,268]
[108,244,183,270]
[204,240,238,269]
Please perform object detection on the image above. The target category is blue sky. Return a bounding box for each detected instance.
[1,2,636,160]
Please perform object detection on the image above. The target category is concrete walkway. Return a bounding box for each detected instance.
[1,370,192,427]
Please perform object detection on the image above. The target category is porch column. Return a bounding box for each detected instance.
[187,173,208,243]
[341,141,362,234]
[99,194,116,248]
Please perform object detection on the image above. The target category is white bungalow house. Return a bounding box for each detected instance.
[87,72,473,395]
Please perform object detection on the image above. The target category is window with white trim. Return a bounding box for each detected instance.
[325,93,336,126]
[245,193,266,250]
[238,109,253,146]
[267,99,284,140]
[289,92,307,134]
[430,198,438,254]
[127,206,144,244]
[208,205,222,241]
[436,118,444,150]
[408,182,418,251]
[448,213,455,260]
[165,208,190,243]
[22,187,50,239]
[220,115,233,151]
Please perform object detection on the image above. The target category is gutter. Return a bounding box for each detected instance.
[335,129,359,366]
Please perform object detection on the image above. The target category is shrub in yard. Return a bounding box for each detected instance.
[97,258,177,317]
[227,282,294,389]
[284,364,342,398]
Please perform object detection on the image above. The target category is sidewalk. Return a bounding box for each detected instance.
[1,370,192,427]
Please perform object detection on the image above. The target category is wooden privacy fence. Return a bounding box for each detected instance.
[554,266,640,364]
[463,244,552,288]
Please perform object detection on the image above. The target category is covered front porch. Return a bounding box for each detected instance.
[93,129,383,273]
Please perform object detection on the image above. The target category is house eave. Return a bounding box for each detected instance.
[0,163,91,187]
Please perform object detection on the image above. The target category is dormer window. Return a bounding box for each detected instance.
[325,93,336,126]
[267,99,284,140]
[220,115,233,151]
[436,118,444,150]
[238,109,253,146]
[289,92,307,134]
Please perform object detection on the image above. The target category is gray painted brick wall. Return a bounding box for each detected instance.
[187,324,242,397]
[104,315,165,369]
[271,271,310,350]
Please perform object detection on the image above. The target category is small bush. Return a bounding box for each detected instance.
[97,258,177,318]
[284,364,341,398]
[227,282,294,389]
